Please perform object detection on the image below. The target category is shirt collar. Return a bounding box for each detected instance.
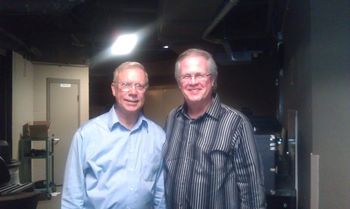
[176,94,221,120]
[107,105,149,132]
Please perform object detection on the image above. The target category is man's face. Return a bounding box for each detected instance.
[111,67,148,115]
[178,55,214,106]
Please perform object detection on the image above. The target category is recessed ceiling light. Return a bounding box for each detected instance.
[111,33,138,55]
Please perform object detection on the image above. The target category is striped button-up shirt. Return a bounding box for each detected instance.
[163,94,266,209]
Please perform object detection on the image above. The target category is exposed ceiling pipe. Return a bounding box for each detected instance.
[202,0,243,62]
[202,0,240,44]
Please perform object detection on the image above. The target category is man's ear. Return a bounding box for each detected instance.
[111,83,116,96]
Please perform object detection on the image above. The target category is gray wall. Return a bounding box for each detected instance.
[282,0,350,208]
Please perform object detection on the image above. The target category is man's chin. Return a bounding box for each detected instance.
[184,91,202,97]
[123,105,141,112]
[185,97,203,104]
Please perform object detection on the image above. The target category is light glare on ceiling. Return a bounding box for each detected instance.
[111,33,138,55]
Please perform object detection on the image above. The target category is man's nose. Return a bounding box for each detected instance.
[189,76,198,84]
[129,85,137,93]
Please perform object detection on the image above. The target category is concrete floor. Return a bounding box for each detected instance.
[36,188,61,209]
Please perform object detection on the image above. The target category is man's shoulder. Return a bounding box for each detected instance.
[78,111,109,132]
[144,117,163,129]
[220,103,249,122]
[220,103,239,114]
[142,116,166,145]
[143,116,165,134]
[169,105,182,117]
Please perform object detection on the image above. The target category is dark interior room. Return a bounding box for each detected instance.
[0,0,286,115]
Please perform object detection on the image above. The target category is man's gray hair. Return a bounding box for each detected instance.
[113,61,149,85]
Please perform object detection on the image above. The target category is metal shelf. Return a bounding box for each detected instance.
[19,135,56,199]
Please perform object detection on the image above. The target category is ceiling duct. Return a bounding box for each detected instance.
[202,0,240,45]
[202,0,258,62]
[158,0,224,54]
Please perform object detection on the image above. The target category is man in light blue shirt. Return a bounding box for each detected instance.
[61,62,166,209]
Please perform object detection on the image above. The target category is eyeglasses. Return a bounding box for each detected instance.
[114,81,148,92]
[180,73,211,82]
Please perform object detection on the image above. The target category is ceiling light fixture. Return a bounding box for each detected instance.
[111,33,138,55]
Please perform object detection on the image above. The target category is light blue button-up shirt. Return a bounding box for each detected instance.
[61,106,166,209]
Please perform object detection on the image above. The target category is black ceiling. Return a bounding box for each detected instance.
[0,0,287,65]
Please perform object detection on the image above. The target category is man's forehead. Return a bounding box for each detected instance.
[117,67,147,81]
[180,56,208,68]
[120,66,143,72]
[119,67,144,75]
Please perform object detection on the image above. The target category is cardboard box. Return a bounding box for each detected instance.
[29,121,50,138]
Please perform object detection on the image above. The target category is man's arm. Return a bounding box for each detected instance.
[234,120,266,209]
[61,131,86,209]
[153,160,166,209]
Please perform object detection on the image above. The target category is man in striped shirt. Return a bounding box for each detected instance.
[163,48,266,209]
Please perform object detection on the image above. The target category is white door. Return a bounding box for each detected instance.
[48,78,80,186]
